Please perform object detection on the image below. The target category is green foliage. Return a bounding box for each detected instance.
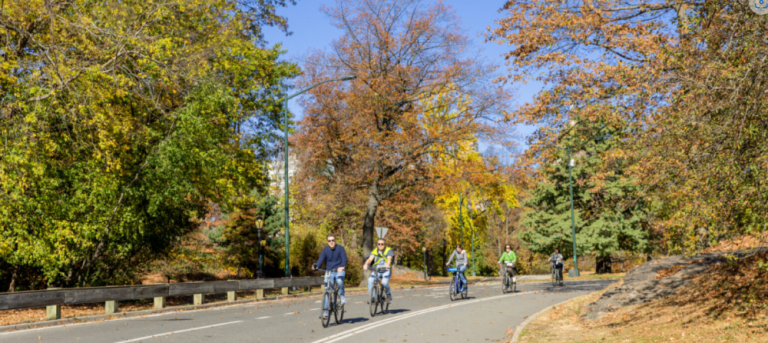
[219,193,285,278]
[519,118,651,262]
[206,226,227,248]
[0,0,299,288]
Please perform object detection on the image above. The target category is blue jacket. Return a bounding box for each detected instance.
[316,245,348,271]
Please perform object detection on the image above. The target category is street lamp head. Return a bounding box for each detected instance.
[340,75,357,81]
[255,216,264,230]
[422,246,427,253]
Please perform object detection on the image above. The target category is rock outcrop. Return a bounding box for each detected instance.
[585,247,766,320]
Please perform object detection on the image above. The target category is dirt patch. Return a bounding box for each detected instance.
[655,263,687,279]
[702,233,768,254]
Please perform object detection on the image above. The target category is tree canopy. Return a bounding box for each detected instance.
[0,0,299,289]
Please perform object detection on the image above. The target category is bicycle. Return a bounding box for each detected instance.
[551,260,564,287]
[447,267,468,301]
[314,265,344,328]
[369,265,390,317]
[500,262,516,293]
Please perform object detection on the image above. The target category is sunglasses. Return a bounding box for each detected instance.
[377,243,385,246]
[327,240,335,243]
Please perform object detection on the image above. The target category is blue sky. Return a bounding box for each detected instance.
[262,0,542,155]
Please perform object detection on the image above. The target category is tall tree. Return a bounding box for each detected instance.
[0,0,299,289]
[519,118,650,272]
[294,0,509,282]
[489,0,768,253]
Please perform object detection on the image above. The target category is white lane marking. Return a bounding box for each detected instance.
[113,321,242,343]
[256,316,271,320]
[310,292,527,343]
[309,308,320,311]
[353,302,363,304]
[284,312,295,316]
[315,301,321,303]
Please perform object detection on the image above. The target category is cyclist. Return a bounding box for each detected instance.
[548,248,564,277]
[445,244,468,292]
[363,238,394,304]
[498,244,517,276]
[312,233,348,319]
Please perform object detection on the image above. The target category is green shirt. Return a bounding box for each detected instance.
[498,251,517,263]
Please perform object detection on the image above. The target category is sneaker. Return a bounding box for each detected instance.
[387,294,392,303]
[340,295,346,305]
[322,310,329,319]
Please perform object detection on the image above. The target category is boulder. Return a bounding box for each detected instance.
[585,247,766,320]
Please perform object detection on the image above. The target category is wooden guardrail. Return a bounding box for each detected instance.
[0,277,323,320]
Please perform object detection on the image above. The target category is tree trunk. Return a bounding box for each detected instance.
[441,241,448,276]
[426,250,432,277]
[8,266,18,292]
[596,255,612,274]
[358,186,379,287]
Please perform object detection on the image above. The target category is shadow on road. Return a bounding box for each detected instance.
[527,280,618,294]
[341,317,370,324]
[386,309,410,315]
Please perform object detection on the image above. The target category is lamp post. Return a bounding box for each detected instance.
[422,246,428,281]
[566,148,580,277]
[255,216,264,278]
[281,75,356,277]
[557,111,610,278]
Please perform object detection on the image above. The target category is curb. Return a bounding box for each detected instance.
[0,277,500,333]
[509,298,573,343]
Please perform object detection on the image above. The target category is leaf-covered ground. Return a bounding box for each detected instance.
[513,249,768,342]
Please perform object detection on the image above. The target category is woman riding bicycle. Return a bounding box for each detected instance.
[445,244,468,291]
[498,244,517,275]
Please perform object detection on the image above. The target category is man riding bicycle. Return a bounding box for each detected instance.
[498,244,517,275]
[312,233,348,319]
[548,248,564,275]
[363,238,394,304]
[445,244,468,291]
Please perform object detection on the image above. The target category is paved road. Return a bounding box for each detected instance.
[0,280,615,343]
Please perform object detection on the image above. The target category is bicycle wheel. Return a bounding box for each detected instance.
[449,278,457,301]
[321,292,332,328]
[381,285,389,314]
[462,281,468,299]
[551,270,556,287]
[511,271,517,293]
[369,285,378,317]
[334,290,344,324]
[501,274,507,294]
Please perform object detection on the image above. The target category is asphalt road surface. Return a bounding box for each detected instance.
[0,280,616,343]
